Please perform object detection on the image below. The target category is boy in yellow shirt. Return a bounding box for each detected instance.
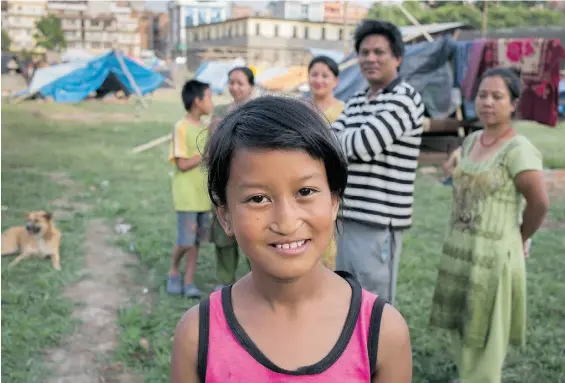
[167,80,214,298]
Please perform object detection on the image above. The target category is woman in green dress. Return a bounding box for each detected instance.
[209,66,256,290]
[429,68,550,383]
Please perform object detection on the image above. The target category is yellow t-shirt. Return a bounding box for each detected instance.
[168,119,211,212]
[322,101,345,123]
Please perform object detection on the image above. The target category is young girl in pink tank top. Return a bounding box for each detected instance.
[171,96,412,383]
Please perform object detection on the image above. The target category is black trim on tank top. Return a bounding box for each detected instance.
[197,297,211,383]
[221,270,362,376]
[368,295,386,376]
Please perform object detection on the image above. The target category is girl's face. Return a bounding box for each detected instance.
[228,70,253,103]
[216,148,339,281]
[475,75,517,128]
[308,62,338,98]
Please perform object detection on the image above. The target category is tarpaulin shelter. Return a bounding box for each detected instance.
[195,57,246,94]
[17,50,165,103]
[260,66,309,92]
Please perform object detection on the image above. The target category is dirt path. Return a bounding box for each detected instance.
[43,173,145,383]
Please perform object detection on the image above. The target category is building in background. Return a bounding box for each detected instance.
[184,16,354,69]
[230,4,255,19]
[323,1,368,24]
[3,0,48,52]
[267,1,324,22]
[168,0,230,58]
[139,11,169,57]
[4,0,143,56]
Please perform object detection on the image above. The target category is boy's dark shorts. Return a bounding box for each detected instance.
[176,211,211,247]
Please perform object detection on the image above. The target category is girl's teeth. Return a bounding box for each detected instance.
[276,240,305,249]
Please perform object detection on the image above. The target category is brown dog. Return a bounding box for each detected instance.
[1,210,61,270]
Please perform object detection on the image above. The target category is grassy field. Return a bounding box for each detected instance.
[2,94,564,383]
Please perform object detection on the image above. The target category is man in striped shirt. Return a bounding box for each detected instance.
[331,20,425,305]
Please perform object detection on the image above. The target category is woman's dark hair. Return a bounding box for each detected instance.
[308,55,340,77]
[204,95,348,207]
[354,19,404,58]
[477,67,522,101]
[228,66,255,86]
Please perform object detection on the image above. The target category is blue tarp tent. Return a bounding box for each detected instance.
[21,50,165,103]
[195,58,246,94]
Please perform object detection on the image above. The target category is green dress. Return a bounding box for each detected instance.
[429,132,543,382]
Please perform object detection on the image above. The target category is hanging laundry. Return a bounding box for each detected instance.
[468,38,564,127]
[461,39,487,101]
[455,41,480,120]
[516,39,564,127]
[454,41,474,88]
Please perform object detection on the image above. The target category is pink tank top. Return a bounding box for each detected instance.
[197,271,386,382]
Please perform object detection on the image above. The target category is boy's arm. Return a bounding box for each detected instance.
[176,154,202,172]
[172,122,202,172]
[171,306,201,383]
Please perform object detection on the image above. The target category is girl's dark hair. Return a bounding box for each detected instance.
[308,55,340,77]
[478,67,522,101]
[228,66,255,86]
[204,95,348,207]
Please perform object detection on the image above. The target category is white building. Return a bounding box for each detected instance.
[268,1,325,22]
[46,0,142,56]
[168,0,230,57]
[3,0,48,52]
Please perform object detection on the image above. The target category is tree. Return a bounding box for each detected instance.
[366,1,564,29]
[34,14,66,52]
[2,28,12,52]
[366,2,426,26]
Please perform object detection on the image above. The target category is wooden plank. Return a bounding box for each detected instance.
[130,134,171,154]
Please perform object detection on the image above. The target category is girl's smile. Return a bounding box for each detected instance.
[217,147,339,280]
[269,239,311,256]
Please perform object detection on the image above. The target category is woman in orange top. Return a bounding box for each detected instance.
[307,56,344,270]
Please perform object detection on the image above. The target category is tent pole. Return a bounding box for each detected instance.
[397,3,434,42]
[343,1,349,55]
[115,49,148,108]
[481,0,489,37]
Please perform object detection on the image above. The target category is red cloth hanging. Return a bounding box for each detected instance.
[478,38,564,127]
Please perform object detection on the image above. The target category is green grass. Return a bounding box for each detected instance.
[1,98,564,383]
[1,171,86,382]
[514,120,565,169]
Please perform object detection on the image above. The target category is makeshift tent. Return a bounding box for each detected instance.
[255,67,289,85]
[260,66,308,92]
[195,58,245,94]
[19,50,165,103]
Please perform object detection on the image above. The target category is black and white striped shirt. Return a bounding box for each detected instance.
[331,77,425,230]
